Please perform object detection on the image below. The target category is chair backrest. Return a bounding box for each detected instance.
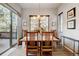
[42,32,53,41]
[42,32,50,41]
[29,32,38,41]
[28,32,38,46]
[42,32,53,46]
[53,30,58,38]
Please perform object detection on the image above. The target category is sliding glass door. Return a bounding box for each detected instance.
[0,5,11,54]
[12,13,17,45]
[0,4,18,54]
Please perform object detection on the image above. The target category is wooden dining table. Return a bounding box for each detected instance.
[19,32,59,55]
[20,37,59,56]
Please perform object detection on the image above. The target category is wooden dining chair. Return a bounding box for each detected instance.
[53,30,61,48]
[26,32,39,56]
[41,32,53,56]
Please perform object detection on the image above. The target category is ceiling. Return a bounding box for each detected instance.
[17,3,62,9]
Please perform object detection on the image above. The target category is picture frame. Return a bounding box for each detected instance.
[67,8,76,19]
[67,19,76,29]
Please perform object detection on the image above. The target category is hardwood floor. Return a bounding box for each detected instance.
[6,45,73,56]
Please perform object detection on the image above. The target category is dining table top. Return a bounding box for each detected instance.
[20,37,59,42]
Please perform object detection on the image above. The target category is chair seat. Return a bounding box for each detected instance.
[41,46,52,48]
[41,49,52,51]
[28,49,38,51]
[28,46,38,48]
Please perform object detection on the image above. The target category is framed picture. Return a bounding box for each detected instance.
[67,20,76,29]
[67,8,76,19]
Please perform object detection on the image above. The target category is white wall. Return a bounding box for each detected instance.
[57,3,79,52]
[8,3,22,14]
[22,8,57,32]
[58,3,79,40]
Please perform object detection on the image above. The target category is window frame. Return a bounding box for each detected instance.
[29,15,49,32]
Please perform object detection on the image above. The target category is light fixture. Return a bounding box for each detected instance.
[33,16,36,19]
[32,3,45,20]
[41,16,46,20]
[37,15,40,19]
[37,3,46,20]
[37,3,40,19]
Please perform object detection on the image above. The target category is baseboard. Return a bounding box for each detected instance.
[63,45,74,55]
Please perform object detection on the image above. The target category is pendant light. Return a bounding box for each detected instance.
[37,3,40,19]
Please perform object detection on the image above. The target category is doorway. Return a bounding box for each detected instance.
[57,12,63,44]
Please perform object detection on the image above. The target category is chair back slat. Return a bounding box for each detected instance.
[30,32,38,41]
[42,32,50,41]
[27,32,38,46]
[42,32,53,41]
[42,32,53,46]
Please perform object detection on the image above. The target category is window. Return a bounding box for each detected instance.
[12,12,17,45]
[12,13,17,33]
[58,12,63,39]
[30,15,49,32]
[0,5,11,32]
[0,4,18,54]
[40,15,49,31]
[30,15,39,32]
[0,5,11,54]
